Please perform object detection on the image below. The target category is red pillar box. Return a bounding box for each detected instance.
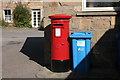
[49,14,72,72]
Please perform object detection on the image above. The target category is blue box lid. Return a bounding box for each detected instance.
[70,32,92,38]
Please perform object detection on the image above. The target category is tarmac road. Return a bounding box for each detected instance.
[2,27,44,78]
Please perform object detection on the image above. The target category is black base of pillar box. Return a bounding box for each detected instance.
[51,59,70,72]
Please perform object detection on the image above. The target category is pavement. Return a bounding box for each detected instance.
[2,27,44,78]
[2,27,71,79]
[2,27,120,79]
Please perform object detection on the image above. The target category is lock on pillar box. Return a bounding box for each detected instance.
[49,14,72,72]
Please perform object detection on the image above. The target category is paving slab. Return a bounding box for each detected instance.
[2,27,44,78]
[36,67,71,78]
[2,27,120,79]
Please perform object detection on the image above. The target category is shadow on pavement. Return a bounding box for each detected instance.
[20,37,45,66]
[44,24,52,70]
[66,29,120,79]
[66,10,120,79]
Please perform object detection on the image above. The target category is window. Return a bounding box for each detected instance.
[3,10,12,22]
[82,0,120,11]
[32,9,41,28]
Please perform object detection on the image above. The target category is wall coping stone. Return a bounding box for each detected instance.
[76,12,120,16]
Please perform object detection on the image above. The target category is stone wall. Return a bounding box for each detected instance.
[0,1,43,22]
[1,1,119,70]
[73,15,119,68]
[43,2,120,70]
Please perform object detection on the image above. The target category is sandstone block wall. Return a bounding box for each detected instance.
[43,2,120,69]
[1,1,119,69]
[0,1,43,22]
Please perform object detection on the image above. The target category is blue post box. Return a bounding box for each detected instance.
[70,32,92,72]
